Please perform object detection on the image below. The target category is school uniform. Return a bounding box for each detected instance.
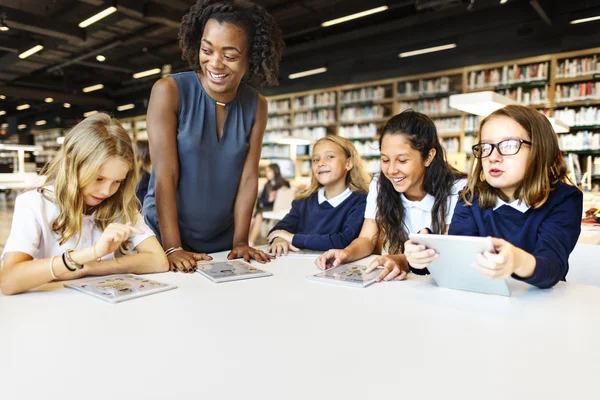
[2,188,154,261]
[448,182,583,289]
[365,174,467,234]
[269,187,367,251]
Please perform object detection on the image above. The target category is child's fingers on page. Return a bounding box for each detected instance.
[394,270,408,281]
[365,257,384,273]
[376,267,390,282]
[383,267,400,281]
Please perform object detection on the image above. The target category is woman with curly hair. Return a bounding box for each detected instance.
[142,0,285,272]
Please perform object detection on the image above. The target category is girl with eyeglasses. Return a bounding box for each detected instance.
[404,105,582,289]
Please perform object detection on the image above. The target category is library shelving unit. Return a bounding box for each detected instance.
[119,115,148,142]
[31,128,64,173]
[552,47,600,191]
[396,68,465,169]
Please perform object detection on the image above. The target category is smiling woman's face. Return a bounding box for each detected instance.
[199,19,249,97]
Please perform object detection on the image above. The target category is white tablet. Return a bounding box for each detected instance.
[408,233,511,297]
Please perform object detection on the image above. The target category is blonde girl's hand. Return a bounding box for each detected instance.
[94,222,144,258]
[267,237,299,257]
[315,249,349,270]
[267,230,294,244]
[365,255,408,283]
[168,250,212,273]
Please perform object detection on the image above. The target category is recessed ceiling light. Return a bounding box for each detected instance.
[132,68,161,79]
[44,97,53,103]
[399,43,457,58]
[0,95,5,100]
[570,15,600,24]
[96,54,106,62]
[0,110,5,116]
[321,6,388,27]
[19,45,44,59]
[78,6,117,28]
[83,110,98,117]
[35,120,46,126]
[82,84,103,93]
[16,104,30,110]
[63,103,71,108]
[117,103,135,111]
[288,67,328,80]
[18,124,27,130]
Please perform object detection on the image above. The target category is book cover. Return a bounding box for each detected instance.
[65,274,177,304]
[307,264,381,288]
[196,260,272,283]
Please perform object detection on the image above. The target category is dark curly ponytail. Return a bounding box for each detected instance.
[178,0,285,89]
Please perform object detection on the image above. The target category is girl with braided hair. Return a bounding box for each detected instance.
[143,0,284,272]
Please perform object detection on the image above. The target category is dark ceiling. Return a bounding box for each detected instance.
[1,0,600,130]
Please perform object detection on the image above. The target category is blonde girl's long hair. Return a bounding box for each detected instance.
[462,105,572,209]
[296,135,371,200]
[39,113,139,245]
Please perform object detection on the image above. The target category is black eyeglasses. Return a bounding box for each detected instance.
[472,139,532,159]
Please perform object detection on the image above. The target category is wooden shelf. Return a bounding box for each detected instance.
[339,98,393,106]
[555,74,600,84]
[554,99,600,108]
[292,105,336,113]
[359,154,381,159]
[569,125,600,131]
[265,126,292,131]
[296,155,311,160]
[396,91,460,100]
[562,149,600,155]
[396,94,420,101]
[466,80,548,92]
[465,86,496,93]
[342,136,379,141]
[339,117,388,124]
[293,122,337,128]
[267,110,291,116]
[428,112,463,118]
[438,132,462,137]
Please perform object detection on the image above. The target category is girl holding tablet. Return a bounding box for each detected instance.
[406,105,582,289]
[315,110,467,281]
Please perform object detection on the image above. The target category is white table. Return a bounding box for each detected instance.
[1,246,600,400]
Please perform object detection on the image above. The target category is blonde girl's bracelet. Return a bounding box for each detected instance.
[63,249,83,271]
[49,256,57,280]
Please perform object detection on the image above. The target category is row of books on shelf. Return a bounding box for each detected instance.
[293,110,336,126]
[340,86,389,104]
[467,62,549,89]
[441,137,460,153]
[556,56,600,78]
[339,123,378,138]
[559,131,600,151]
[399,98,451,115]
[435,117,462,134]
[340,105,386,121]
[293,92,336,110]
[554,107,600,127]
[555,82,600,103]
[351,140,379,157]
[397,76,454,96]
[465,115,484,133]
[266,115,290,129]
[498,86,548,106]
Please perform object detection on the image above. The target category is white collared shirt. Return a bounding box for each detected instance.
[318,186,352,208]
[365,174,467,233]
[493,198,530,213]
[2,188,154,261]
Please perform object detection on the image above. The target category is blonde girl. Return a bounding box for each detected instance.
[267,135,371,256]
[0,113,168,295]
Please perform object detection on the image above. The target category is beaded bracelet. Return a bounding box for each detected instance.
[63,249,83,271]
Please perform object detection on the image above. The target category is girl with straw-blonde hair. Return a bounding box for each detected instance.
[266,135,371,256]
[0,113,168,295]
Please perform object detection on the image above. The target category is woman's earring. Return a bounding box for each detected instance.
[479,170,486,182]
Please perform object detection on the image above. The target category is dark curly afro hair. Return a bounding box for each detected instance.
[179,0,285,89]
